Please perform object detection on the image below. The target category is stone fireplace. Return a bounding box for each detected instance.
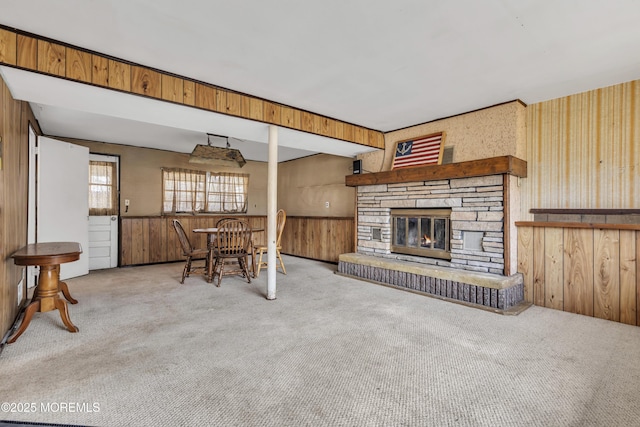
[339,156,528,312]
[356,173,507,274]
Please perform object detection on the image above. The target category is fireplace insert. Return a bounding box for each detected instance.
[391,209,451,260]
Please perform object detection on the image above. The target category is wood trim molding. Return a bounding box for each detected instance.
[503,174,511,276]
[516,221,640,231]
[0,25,384,149]
[345,155,527,186]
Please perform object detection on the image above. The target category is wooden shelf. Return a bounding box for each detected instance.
[530,208,640,215]
[345,155,527,187]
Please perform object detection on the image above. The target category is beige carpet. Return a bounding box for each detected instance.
[1,255,639,427]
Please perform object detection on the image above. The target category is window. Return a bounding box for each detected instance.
[162,168,249,214]
[89,160,118,216]
[162,168,206,213]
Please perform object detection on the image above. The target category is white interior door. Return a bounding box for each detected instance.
[37,136,90,279]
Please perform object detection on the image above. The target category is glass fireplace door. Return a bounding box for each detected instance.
[391,209,451,259]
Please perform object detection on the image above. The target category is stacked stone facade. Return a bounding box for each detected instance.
[357,174,506,275]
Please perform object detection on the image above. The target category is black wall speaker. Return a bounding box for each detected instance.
[353,159,362,174]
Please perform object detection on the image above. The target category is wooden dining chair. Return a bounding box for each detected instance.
[172,219,209,284]
[215,217,236,226]
[253,209,287,278]
[211,219,253,287]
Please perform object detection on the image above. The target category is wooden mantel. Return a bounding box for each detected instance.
[345,155,527,186]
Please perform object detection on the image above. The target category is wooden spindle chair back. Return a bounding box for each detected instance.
[212,219,252,287]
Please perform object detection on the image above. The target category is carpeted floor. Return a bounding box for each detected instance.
[1,255,639,427]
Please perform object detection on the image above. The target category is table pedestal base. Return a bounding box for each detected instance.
[8,265,78,344]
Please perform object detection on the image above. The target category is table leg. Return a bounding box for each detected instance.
[59,281,78,304]
[206,235,215,283]
[55,265,78,304]
[55,298,79,333]
[7,300,41,344]
[41,265,78,332]
[251,246,256,279]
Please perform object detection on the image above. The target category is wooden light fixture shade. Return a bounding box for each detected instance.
[188,134,247,168]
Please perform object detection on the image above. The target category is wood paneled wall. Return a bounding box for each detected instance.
[0,77,37,339]
[279,216,355,263]
[517,222,639,326]
[121,215,354,266]
[523,80,640,214]
[121,216,267,266]
[0,26,384,149]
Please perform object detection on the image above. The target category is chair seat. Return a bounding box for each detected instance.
[186,248,209,257]
[253,244,281,251]
[213,249,249,258]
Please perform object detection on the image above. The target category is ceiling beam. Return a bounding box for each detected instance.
[0,26,384,149]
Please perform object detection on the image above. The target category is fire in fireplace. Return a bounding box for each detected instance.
[391,209,451,260]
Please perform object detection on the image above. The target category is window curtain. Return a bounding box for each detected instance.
[206,172,249,213]
[89,161,118,216]
[162,168,206,213]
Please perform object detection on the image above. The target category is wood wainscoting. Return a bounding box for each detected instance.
[516,221,640,326]
[120,215,354,266]
[279,216,355,263]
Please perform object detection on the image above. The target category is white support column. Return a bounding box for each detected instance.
[266,125,278,300]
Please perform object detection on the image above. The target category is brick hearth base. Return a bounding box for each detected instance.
[337,253,527,313]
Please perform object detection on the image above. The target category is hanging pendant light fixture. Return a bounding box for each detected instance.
[189,133,246,167]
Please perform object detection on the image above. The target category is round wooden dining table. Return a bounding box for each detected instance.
[8,242,81,344]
